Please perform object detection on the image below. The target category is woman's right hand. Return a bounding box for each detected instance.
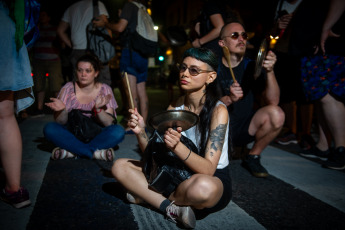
[45,98,66,112]
[127,108,146,134]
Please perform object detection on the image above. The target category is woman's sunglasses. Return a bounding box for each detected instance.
[222,32,248,40]
[178,64,213,76]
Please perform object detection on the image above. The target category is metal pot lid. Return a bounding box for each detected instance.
[166,26,188,47]
[254,38,268,79]
[148,110,199,132]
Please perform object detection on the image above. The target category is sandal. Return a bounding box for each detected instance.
[93,148,115,162]
[51,147,75,160]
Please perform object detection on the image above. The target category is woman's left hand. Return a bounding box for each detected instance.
[164,127,182,150]
[95,94,111,109]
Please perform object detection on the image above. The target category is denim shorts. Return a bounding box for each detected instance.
[120,48,148,83]
[0,2,34,113]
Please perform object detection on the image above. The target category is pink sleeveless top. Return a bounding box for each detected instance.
[58,82,118,117]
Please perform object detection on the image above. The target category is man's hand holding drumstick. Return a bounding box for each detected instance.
[221,46,243,104]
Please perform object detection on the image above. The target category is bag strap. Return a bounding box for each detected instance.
[92,0,99,18]
[73,81,76,94]
[131,1,146,11]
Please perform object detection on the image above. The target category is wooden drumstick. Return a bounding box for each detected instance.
[124,72,134,109]
[222,46,237,83]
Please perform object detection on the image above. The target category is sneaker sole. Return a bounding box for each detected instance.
[299,153,328,161]
[241,162,269,178]
[323,164,345,170]
[1,198,32,209]
[13,199,31,208]
[276,140,298,145]
[252,172,269,178]
[181,206,196,229]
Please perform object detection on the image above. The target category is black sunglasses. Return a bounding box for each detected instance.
[223,32,248,40]
[178,64,213,76]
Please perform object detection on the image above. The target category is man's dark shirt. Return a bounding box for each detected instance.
[216,57,266,144]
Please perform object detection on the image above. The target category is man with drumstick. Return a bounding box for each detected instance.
[217,22,285,178]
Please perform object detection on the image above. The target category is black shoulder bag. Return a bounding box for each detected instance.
[66,83,103,143]
[143,130,199,197]
[67,109,103,143]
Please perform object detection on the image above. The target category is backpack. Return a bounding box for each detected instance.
[86,0,115,63]
[130,1,158,57]
[24,0,40,49]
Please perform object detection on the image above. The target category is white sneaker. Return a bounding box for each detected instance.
[166,201,196,229]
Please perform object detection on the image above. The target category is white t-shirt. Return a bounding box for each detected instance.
[61,0,109,50]
[175,101,230,169]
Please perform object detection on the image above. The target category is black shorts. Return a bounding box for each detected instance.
[194,165,232,218]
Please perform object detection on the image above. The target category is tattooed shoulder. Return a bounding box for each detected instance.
[209,124,226,153]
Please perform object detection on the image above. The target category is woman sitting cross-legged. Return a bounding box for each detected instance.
[44,54,125,161]
[112,48,232,228]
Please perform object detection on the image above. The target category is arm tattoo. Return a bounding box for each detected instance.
[209,124,226,155]
[205,146,214,157]
[139,131,149,141]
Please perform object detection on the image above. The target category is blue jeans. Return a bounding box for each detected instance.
[44,122,125,159]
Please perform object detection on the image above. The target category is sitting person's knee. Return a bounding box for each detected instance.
[187,176,219,202]
[108,125,125,142]
[43,122,58,139]
[272,106,285,129]
[267,105,285,129]
[111,158,128,180]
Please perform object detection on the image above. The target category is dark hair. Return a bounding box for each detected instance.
[75,53,102,72]
[182,48,222,155]
[74,54,102,83]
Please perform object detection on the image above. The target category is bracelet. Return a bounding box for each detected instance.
[183,149,192,161]
[197,38,202,46]
[93,108,103,116]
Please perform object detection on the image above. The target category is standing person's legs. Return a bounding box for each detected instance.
[299,101,331,160]
[298,102,315,149]
[32,59,46,112]
[127,73,138,110]
[120,48,139,119]
[137,81,148,123]
[120,48,148,124]
[135,53,149,123]
[319,94,345,148]
[0,91,22,192]
[48,60,64,97]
